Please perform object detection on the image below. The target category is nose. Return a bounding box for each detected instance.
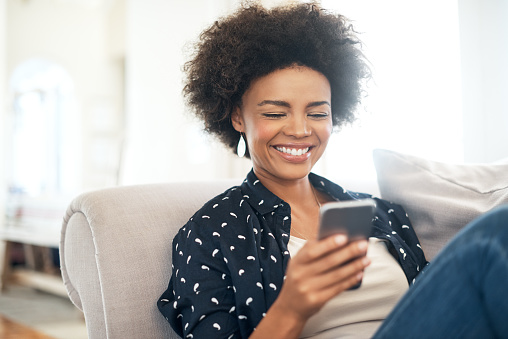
[284,115,311,138]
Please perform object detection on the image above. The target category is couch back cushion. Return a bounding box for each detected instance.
[373,149,508,261]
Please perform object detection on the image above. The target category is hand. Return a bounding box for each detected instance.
[273,235,370,322]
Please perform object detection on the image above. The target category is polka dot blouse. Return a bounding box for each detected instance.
[157,170,427,338]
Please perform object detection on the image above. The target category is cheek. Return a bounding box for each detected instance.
[318,122,333,144]
[246,122,278,146]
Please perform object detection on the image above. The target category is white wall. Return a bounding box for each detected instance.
[459,0,508,163]
[121,0,251,185]
[316,0,464,186]
[122,0,508,187]
[0,0,6,215]
[3,0,506,196]
[6,0,125,192]
[120,0,302,185]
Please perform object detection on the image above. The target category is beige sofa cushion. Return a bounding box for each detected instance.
[373,149,508,261]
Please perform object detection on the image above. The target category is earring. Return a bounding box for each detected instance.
[237,133,246,158]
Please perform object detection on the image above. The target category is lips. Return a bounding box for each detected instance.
[272,144,314,163]
[275,146,310,156]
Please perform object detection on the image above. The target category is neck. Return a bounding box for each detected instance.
[253,170,316,207]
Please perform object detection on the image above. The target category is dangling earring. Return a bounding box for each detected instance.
[237,133,246,158]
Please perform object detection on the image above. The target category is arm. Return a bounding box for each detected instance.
[249,234,370,338]
[160,221,369,338]
[158,221,241,338]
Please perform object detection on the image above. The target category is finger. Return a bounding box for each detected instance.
[315,268,367,302]
[295,234,349,264]
[286,248,370,302]
[283,256,370,315]
[305,255,371,292]
[324,255,370,288]
[298,239,369,277]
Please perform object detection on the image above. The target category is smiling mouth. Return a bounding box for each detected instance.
[275,146,310,156]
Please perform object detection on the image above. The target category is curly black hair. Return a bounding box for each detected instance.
[183,1,370,157]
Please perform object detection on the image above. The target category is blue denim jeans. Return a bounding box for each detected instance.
[373,205,508,339]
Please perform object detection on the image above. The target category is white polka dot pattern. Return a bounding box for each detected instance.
[157,170,427,338]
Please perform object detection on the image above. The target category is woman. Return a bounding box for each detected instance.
[158,3,508,338]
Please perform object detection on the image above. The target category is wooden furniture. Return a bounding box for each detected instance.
[1,196,68,296]
[0,314,56,339]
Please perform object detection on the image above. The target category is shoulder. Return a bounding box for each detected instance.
[371,196,410,224]
[189,185,247,220]
[175,185,253,238]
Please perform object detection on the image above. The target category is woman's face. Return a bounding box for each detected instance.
[232,66,333,184]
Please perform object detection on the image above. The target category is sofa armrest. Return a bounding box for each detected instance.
[60,181,237,339]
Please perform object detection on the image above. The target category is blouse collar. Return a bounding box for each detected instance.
[239,169,356,216]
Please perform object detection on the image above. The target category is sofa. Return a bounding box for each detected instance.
[59,149,508,338]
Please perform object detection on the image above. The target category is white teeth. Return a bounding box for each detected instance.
[275,147,310,155]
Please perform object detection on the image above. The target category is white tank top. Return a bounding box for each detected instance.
[287,236,408,338]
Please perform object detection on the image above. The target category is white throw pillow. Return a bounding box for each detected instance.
[373,149,508,261]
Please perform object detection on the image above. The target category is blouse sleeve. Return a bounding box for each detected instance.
[372,197,428,283]
[158,220,241,339]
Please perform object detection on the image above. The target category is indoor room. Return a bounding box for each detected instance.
[0,0,507,338]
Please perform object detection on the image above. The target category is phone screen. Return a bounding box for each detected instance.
[319,199,376,290]
[318,199,376,240]
[318,199,376,290]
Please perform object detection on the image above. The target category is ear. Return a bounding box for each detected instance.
[231,106,244,133]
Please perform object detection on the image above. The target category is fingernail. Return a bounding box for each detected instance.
[357,240,368,251]
[334,234,347,245]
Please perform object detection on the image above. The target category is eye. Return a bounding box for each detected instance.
[262,113,286,119]
[308,112,329,119]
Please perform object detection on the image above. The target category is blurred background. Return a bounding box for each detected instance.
[2,0,508,205]
[0,0,507,335]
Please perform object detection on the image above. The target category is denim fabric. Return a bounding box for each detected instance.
[373,205,508,338]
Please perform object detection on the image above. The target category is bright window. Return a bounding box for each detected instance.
[8,58,80,197]
[317,0,463,185]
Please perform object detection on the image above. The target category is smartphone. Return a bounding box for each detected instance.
[318,199,376,240]
[318,199,376,289]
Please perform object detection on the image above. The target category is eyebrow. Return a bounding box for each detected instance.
[258,100,290,108]
[257,100,331,108]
